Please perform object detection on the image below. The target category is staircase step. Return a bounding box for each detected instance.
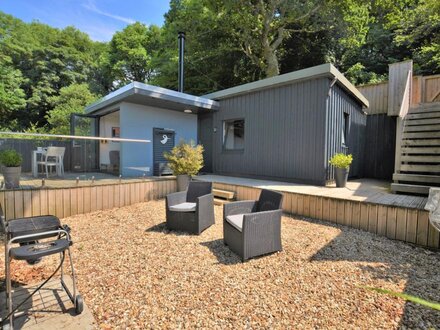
[402,139,440,146]
[402,131,440,139]
[404,124,440,132]
[409,103,440,113]
[213,188,235,200]
[400,164,440,173]
[406,112,440,120]
[214,198,230,206]
[401,147,440,154]
[405,118,440,126]
[400,155,440,163]
[391,183,430,195]
[393,173,440,184]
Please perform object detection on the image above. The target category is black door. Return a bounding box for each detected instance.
[153,128,175,176]
[198,114,213,173]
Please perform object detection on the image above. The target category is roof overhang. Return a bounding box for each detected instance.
[85,82,220,116]
[203,63,369,108]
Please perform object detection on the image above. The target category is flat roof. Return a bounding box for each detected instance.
[203,63,369,108]
[85,82,220,115]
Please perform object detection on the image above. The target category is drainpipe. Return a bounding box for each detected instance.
[178,32,185,93]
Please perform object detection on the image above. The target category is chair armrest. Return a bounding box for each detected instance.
[223,200,257,218]
[0,204,6,234]
[166,191,187,207]
[197,193,214,221]
[242,209,282,233]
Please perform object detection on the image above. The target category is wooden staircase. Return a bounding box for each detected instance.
[392,102,440,194]
[213,188,235,205]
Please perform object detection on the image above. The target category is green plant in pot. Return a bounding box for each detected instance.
[164,140,204,191]
[329,153,353,188]
[0,149,23,189]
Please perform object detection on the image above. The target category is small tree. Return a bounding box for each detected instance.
[164,140,204,176]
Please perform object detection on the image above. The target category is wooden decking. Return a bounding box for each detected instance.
[195,175,436,249]
[195,175,427,210]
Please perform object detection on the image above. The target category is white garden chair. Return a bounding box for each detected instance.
[37,146,65,177]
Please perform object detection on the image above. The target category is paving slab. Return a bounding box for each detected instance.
[0,276,95,329]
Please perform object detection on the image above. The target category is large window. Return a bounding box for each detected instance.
[223,119,245,151]
[342,113,349,146]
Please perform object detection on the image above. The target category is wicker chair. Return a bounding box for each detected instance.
[223,189,283,261]
[166,181,214,234]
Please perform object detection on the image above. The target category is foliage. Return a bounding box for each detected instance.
[329,153,353,169]
[366,287,440,311]
[164,140,204,176]
[45,83,99,135]
[0,149,23,167]
[108,23,161,88]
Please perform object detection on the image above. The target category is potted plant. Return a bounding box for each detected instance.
[164,140,204,191]
[329,153,353,188]
[0,149,23,189]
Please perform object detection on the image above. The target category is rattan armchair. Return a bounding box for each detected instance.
[223,189,283,261]
[166,181,214,234]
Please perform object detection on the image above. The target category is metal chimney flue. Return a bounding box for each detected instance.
[178,31,185,93]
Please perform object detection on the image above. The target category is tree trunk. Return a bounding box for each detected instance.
[264,50,280,77]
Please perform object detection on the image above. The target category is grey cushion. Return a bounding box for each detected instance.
[169,202,197,212]
[226,214,244,232]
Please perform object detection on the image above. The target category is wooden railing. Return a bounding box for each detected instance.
[394,69,412,174]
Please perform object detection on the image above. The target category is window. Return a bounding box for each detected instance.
[112,127,120,138]
[223,119,245,150]
[342,113,349,146]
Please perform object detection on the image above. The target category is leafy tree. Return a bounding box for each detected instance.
[108,22,161,87]
[45,83,99,135]
[0,57,26,127]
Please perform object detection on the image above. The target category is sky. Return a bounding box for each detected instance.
[0,0,170,41]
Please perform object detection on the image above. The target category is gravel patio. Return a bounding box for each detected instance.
[1,200,440,329]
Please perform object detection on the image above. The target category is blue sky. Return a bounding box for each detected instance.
[0,0,170,41]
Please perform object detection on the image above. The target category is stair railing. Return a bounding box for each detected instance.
[394,69,412,174]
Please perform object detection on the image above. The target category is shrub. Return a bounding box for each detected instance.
[0,149,23,167]
[164,140,204,176]
[329,153,353,169]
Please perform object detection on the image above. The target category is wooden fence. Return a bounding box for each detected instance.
[357,73,440,115]
[0,178,176,221]
[211,182,438,250]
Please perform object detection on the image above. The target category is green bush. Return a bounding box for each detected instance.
[329,153,353,169]
[164,140,204,176]
[0,149,22,167]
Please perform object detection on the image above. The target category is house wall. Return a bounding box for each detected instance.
[99,111,120,165]
[119,102,198,176]
[325,83,367,181]
[205,78,330,185]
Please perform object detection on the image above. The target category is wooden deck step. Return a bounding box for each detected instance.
[406,112,440,120]
[391,183,431,195]
[399,164,440,173]
[213,188,235,200]
[214,198,230,206]
[402,131,440,139]
[393,173,440,184]
[405,118,440,126]
[404,124,440,132]
[409,103,440,113]
[402,139,440,146]
[400,155,440,163]
[401,147,440,154]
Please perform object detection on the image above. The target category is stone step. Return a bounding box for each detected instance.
[393,173,440,184]
[213,188,235,200]
[391,183,430,195]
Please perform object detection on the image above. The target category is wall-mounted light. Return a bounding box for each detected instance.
[184,109,192,113]
[213,127,217,133]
